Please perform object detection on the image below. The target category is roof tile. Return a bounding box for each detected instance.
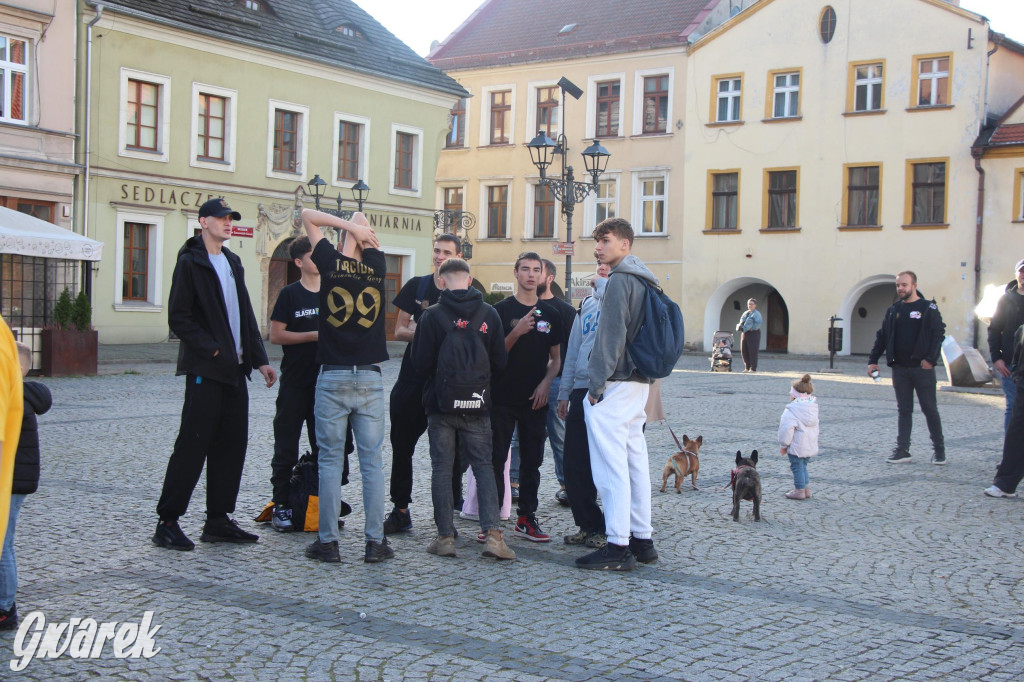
[990,123,1024,146]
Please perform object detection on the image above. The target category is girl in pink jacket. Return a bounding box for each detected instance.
[778,374,819,500]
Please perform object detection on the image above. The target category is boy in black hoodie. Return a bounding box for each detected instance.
[0,343,51,630]
[410,258,514,560]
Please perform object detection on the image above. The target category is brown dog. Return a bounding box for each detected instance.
[660,432,702,493]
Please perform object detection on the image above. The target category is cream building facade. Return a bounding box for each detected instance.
[431,0,1024,354]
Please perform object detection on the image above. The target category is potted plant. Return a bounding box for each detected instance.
[41,288,98,376]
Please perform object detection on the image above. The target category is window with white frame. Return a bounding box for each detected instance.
[446,97,467,148]
[191,83,237,171]
[333,113,369,186]
[632,68,673,136]
[633,172,668,235]
[583,176,619,237]
[119,68,171,162]
[529,183,557,239]
[266,99,309,180]
[0,34,28,124]
[715,76,742,122]
[772,72,800,118]
[914,55,950,107]
[586,74,624,139]
[485,185,509,238]
[479,85,516,146]
[114,210,165,310]
[851,62,884,112]
[389,124,423,197]
[443,186,463,214]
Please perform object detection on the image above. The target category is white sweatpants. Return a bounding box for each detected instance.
[583,381,652,546]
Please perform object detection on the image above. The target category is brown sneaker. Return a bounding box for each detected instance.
[426,535,457,557]
[481,529,516,561]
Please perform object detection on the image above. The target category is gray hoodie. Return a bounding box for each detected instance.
[559,277,607,400]
[587,254,657,399]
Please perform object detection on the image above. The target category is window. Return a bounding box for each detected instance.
[764,168,799,229]
[594,179,617,224]
[633,172,668,235]
[244,0,260,9]
[114,210,165,310]
[191,84,237,171]
[119,69,171,162]
[443,187,463,214]
[906,159,947,226]
[486,185,508,238]
[536,86,559,137]
[642,75,669,133]
[337,24,363,38]
[123,223,149,301]
[532,184,556,238]
[489,90,511,144]
[389,124,422,196]
[844,164,881,227]
[595,80,621,137]
[332,113,369,188]
[394,132,414,190]
[708,171,739,230]
[912,54,951,107]
[769,71,800,119]
[266,100,308,180]
[1014,168,1024,222]
[848,61,884,112]
[819,6,836,44]
[0,35,27,124]
[0,197,54,222]
[713,75,742,123]
[447,97,466,148]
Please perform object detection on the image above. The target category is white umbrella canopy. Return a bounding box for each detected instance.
[0,206,104,261]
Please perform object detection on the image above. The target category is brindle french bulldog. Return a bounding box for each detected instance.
[731,450,762,522]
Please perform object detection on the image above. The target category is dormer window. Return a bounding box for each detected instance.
[244,0,260,10]
[558,23,577,36]
[337,24,363,38]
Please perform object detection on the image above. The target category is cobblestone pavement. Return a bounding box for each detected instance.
[5,348,1023,680]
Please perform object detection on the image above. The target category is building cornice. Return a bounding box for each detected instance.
[0,154,82,175]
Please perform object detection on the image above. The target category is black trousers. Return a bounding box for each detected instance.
[563,388,604,533]
[157,370,248,522]
[994,376,1024,493]
[491,401,547,517]
[741,329,760,371]
[271,383,318,505]
[389,379,463,508]
[891,365,944,453]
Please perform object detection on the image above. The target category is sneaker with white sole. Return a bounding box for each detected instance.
[271,506,294,532]
[514,515,550,543]
[459,510,479,521]
[984,485,1017,498]
[886,448,912,464]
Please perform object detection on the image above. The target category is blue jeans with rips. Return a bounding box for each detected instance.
[0,494,26,611]
[315,369,386,544]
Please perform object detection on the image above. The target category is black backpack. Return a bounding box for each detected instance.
[433,304,493,413]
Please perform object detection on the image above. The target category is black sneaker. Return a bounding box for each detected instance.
[932,451,947,465]
[555,487,570,506]
[305,539,341,563]
[886,449,912,464]
[628,535,659,564]
[364,538,395,563]
[0,604,17,631]
[575,543,637,571]
[200,516,259,543]
[382,508,412,534]
[152,520,195,551]
[510,485,520,502]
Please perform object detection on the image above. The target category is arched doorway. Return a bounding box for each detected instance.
[838,275,896,355]
[268,238,299,321]
[703,277,789,352]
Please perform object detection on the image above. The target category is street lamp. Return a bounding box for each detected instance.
[525,77,611,303]
[351,179,370,213]
[433,209,477,260]
[307,174,371,217]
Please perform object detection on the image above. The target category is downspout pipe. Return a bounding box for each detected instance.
[972,34,1002,348]
[82,2,103,299]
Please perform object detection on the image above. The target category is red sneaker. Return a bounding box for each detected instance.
[514,515,551,543]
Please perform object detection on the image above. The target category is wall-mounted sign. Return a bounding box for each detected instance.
[552,242,575,256]
[231,226,254,238]
[490,282,514,293]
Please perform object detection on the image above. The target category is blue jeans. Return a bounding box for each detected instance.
[1003,374,1017,432]
[510,428,519,485]
[547,377,566,486]
[0,494,26,611]
[315,369,386,544]
[787,455,809,490]
[427,413,499,536]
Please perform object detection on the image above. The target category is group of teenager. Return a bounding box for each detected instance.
[152,198,662,571]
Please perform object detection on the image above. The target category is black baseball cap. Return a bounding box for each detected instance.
[199,198,241,220]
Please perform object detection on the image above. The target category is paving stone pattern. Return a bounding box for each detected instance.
[6,351,1023,680]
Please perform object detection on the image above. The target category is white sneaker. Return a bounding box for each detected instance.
[459,510,479,521]
[984,485,1017,498]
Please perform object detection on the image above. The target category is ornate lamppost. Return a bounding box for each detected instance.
[432,209,477,260]
[526,79,610,303]
[306,174,371,218]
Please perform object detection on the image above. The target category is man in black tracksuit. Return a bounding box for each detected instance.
[153,198,277,551]
[868,270,946,465]
[986,259,1024,432]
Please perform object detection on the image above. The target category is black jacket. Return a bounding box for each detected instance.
[868,292,946,367]
[987,280,1024,367]
[168,236,268,385]
[13,381,51,495]
[410,288,507,415]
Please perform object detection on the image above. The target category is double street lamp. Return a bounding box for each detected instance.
[306,174,371,216]
[526,78,611,303]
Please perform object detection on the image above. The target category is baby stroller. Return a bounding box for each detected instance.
[709,331,734,372]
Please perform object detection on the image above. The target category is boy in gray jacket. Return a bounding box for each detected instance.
[578,218,658,571]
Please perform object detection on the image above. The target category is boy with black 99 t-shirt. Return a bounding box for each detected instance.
[297,209,394,565]
[491,252,561,543]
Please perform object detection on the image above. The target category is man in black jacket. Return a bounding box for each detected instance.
[986,259,1024,431]
[153,198,277,551]
[868,271,946,465]
[985,323,1024,498]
